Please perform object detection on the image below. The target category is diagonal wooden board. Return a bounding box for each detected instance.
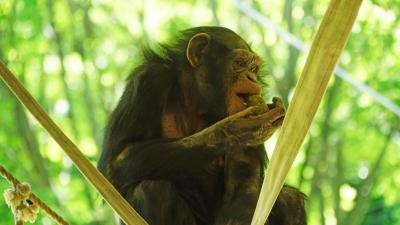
[251,0,363,224]
[0,62,148,225]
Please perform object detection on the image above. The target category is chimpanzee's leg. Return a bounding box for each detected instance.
[214,146,264,225]
[215,146,307,225]
[126,180,198,225]
[267,186,307,225]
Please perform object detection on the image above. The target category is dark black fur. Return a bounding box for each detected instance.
[98,26,306,225]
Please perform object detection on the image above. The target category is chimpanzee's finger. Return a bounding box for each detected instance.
[272,97,285,110]
[254,107,285,125]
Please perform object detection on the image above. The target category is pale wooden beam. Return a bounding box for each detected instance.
[0,60,148,225]
[251,0,363,224]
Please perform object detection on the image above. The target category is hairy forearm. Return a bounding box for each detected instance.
[110,139,222,182]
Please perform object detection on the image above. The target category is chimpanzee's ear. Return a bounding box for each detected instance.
[186,33,211,68]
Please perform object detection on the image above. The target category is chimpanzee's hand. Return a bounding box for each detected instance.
[217,96,285,147]
[184,97,286,148]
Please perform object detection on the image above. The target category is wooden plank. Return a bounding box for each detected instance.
[250,0,363,224]
[0,60,148,225]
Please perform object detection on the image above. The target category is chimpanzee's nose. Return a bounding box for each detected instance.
[246,72,257,83]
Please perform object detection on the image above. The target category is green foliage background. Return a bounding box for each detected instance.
[0,0,399,224]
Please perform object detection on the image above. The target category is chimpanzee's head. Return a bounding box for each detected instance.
[182,27,263,120]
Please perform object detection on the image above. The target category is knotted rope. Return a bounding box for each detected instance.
[0,165,69,225]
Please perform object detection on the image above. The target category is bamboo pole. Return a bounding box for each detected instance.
[251,0,363,224]
[0,60,148,225]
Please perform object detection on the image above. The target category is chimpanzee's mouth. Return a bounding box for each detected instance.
[236,93,251,106]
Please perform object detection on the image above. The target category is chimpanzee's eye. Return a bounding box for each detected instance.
[235,59,247,68]
[250,65,259,73]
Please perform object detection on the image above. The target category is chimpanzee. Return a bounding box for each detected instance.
[98,26,306,225]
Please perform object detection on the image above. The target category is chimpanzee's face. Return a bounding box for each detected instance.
[185,30,263,119]
[224,48,263,115]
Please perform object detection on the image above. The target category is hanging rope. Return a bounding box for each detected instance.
[0,59,148,225]
[1,165,69,225]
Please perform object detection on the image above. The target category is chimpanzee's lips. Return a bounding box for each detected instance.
[236,93,251,106]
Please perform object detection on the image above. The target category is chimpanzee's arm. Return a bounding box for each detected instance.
[105,105,284,193]
[111,138,222,183]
